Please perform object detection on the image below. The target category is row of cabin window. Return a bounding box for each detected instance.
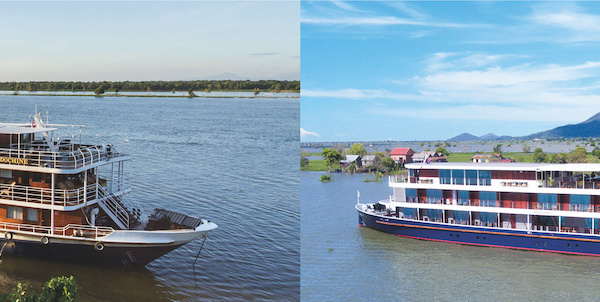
[7,206,38,222]
[415,169,535,181]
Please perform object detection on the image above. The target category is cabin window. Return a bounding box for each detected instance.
[478,170,491,186]
[7,206,22,220]
[538,194,558,211]
[440,170,451,184]
[0,169,11,179]
[426,189,443,204]
[458,191,470,205]
[26,208,38,222]
[465,170,478,185]
[570,195,591,212]
[452,169,464,185]
[405,188,418,203]
[480,191,497,207]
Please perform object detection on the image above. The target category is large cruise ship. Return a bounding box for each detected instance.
[357,161,600,256]
[0,112,217,265]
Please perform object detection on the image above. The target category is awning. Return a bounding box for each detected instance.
[0,126,57,134]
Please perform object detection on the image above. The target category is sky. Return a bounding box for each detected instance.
[301,1,600,142]
[0,1,299,82]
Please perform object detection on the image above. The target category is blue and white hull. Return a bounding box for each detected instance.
[357,204,600,256]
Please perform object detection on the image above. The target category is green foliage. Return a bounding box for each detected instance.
[94,85,105,96]
[548,153,568,163]
[321,148,342,171]
[533,148,547,163]
[0,276,78,302]
[567,146,588,163]
[493,144,503,154]
[381,157,396,171]
[435,147,450,157]
[0,80,300,93]
[300,157,309,168]
[522,144,531,153]
[301,159,339,171]
[592,147,600,159]
[348,143,367,157]
[363,172,384,182]
[188,88,196,98]
[320,174,332,182]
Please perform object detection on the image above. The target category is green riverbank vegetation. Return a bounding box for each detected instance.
[302,143,600,173]
[0,276,78,302]
[0,80,300,94]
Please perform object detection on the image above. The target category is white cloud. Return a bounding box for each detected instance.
[302,16,427,26]
[302,88,413,100]
[369,104,594,123]
[529,3,600,42]
[301,128,320,138]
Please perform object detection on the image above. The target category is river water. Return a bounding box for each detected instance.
[301,171,600,301]
[0,95,299,301]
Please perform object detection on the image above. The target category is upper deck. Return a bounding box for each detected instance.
[0,117,129,173]
[402,162,600,193]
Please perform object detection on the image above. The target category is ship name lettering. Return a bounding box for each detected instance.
[0,157,29,165]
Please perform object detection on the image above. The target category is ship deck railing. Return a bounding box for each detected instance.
[0,222,114,239]
[404,198,600,213]
[0,143,128,170]
[0,182,103,207]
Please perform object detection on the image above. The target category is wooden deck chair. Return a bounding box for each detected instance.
[0,182,16,196]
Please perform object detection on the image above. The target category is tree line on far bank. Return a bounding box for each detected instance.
[301,143,600,173]
[532,146,600,163]
[0,80,300,93]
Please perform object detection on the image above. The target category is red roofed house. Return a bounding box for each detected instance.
[390,147,414,164]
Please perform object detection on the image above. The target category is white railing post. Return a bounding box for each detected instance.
[51,173,55,235]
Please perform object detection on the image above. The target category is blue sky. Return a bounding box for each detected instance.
[0,1,299,82]
[301,1,600,142]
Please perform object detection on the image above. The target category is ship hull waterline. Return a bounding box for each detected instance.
[357,205,600,257]
[0,227,215,266]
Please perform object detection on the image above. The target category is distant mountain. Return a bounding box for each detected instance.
[479,133,499,140]
[448,133,481,141]
[448,132,513,141]
[447,112,600,141]
[524,116,600,139]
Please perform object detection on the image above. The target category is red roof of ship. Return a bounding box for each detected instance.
[390,148,414,155]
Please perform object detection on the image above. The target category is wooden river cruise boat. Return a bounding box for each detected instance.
[0,112,217,265]
[357,162,600,256]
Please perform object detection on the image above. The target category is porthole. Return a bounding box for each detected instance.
[483,236,487,241]
[456,234,460,238]
[450,234,453,237]
[567,243,571,247]
[476,236,480,239]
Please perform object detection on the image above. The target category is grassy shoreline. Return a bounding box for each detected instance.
[1,92,300,98]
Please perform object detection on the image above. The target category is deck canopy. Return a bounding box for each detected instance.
[0,126,57,135]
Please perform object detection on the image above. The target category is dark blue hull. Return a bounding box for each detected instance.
[358,208,600,256]
[0,238,183,266]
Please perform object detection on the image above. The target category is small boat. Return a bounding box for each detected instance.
[358,162,600,256]
[0,111,217,265]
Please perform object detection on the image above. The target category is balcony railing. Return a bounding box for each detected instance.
[0,144,128,170]
[0,182,100,207]
[402,197,600,213]
[0,222,113,239]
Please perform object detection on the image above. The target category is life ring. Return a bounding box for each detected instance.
[4,232,12,241]
[94,242,104,251]
[41,236,50,245]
